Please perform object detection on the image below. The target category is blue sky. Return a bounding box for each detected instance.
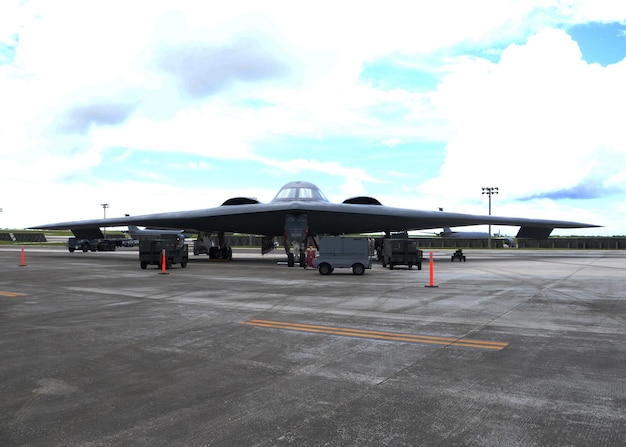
[1,0,625,236]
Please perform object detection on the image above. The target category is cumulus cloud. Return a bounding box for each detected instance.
[1,1,625,234]
[421,28,626,203]
[156,37,291,98]
[60,101,138,134]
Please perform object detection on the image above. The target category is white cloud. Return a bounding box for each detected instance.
[382,138,403,148]
[1,1,625,235]
[421,27,626,202]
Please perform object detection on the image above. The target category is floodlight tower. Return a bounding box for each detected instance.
[100,203,109,238]
[481,187,498,248]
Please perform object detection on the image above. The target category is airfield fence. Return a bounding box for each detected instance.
[413,238,508,249]
[411,237,626,249]
[515,237,626,250]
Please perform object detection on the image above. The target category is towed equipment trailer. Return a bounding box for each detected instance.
[312,236,372,275]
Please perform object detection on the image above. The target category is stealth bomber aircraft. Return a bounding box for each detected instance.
[33,181,599,264]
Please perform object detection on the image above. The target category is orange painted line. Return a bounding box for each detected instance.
[245,319,508,348]
[241,319,508,351]
[0,291,27,297]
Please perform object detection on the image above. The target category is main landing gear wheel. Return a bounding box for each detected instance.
[299,252,306,268]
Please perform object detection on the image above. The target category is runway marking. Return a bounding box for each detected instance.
[240,319,508,351]
[0,291,27,297]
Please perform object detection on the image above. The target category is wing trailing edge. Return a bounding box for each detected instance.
[516,227,553,239]
[71,227,105,239]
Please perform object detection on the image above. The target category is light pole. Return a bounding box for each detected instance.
[481,187,498,248]
[100,203,109,238]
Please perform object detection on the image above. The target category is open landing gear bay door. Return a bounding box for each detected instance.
[262,236,277,255]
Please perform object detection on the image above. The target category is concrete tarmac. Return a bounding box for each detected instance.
[1,247,624,446]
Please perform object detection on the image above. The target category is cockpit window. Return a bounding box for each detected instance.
[299,188,315,199]
[272,183,329,202]
[275,188,298,200]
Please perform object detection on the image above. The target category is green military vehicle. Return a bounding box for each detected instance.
[381,238,423,270]
[139,235,188,269]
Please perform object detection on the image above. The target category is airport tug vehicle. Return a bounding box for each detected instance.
[451,249,467,262]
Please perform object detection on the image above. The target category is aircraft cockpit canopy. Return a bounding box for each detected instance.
[272,181,329,202]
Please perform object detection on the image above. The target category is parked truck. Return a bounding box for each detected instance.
[381,238,423,270]
[312,236,371,275]
[139,235,188,269]
[67,237,117,252]
[67,237,138,252]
